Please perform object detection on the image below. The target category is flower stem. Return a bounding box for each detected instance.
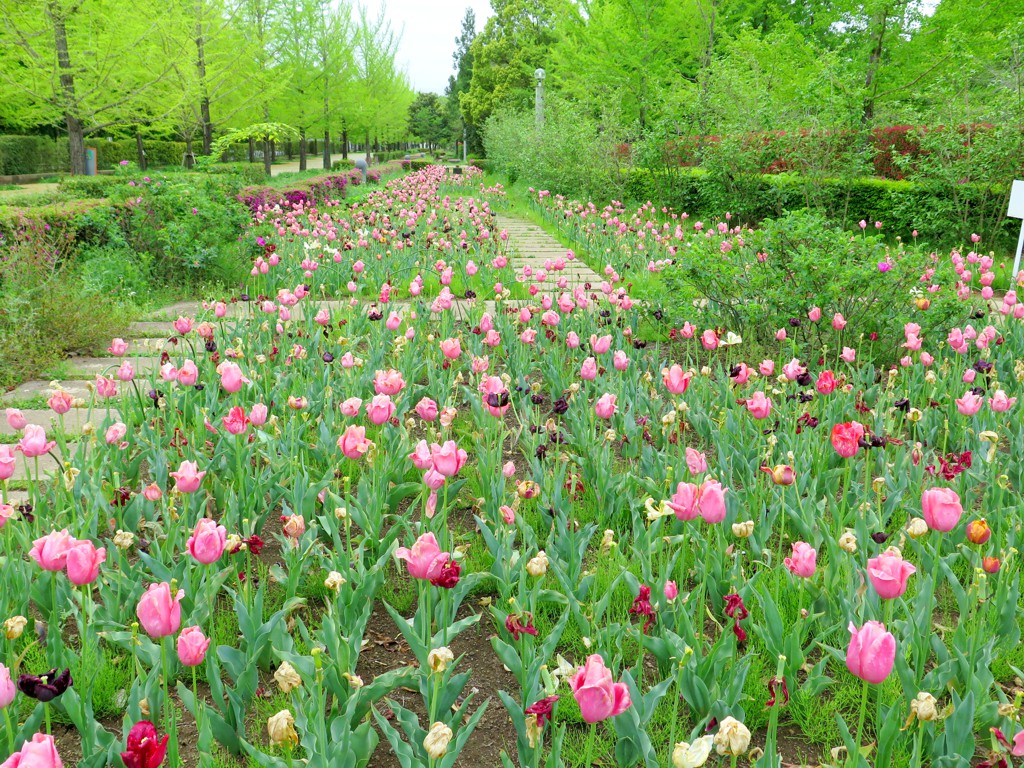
[850,678,870,768]
[583,722,597,767]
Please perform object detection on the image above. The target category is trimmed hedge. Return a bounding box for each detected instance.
[97,139,188,169]
[0,136,68,175]
[622,167,1016,251]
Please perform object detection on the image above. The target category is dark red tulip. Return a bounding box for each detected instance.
[121,721,169,768]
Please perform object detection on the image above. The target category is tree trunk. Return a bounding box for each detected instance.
[49,3,85,175]
[323,129,331,170]
[342,124,349,160]
[195,3,213,155]
[248,137,255,163]
[861,6,891,125]
[365,131,371,163]
[135,129,146,170]
[185,136,195,168]
[299,128,307,171]
[263,136,271,176]
[286,140,292,160]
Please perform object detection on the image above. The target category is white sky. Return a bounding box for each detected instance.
[360,0,494,94]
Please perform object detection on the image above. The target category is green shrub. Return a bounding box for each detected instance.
[97,139,187,169]
[621,167,1016,252]
[662,210,976,360]
[331,158,356,171]
[0,135,68,175]
[57,175,123,198]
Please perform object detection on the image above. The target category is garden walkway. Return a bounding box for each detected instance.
[0,214,602,501]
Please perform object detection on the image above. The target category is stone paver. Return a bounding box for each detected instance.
[496,215,603,289]
[67,357,162,377]
[0,409,113,437]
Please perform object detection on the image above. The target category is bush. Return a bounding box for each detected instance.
[483,100,627,200]
[331,158,356,171]
[662,210,974,358]
[0,135,68,175]
[97,139,187,169]
[57,175,124,198]
[621,167,1016,252]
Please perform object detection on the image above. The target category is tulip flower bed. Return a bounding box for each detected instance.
[2,163,1024,768]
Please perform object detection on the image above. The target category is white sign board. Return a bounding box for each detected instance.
[1010,180,1024,280]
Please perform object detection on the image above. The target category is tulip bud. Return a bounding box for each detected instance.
[872,477,885,494]
[906,518,929,539]
[423,722,453,759]
[714,716,751,756]
[113,530,135,549]
[267,710,298,748]
[838,529,858,554]
[274,661,302,693]
[731,520,754,538]
[983,556,1001,573]
[3,616,27,640]
[427,647,454,674]
[324,571,346,591]
[343,672,363,689]
[600,530,616,551]
[965,519,991,545]
[526,551,549,577]
[139,698,150,717]
[763,465,795,486]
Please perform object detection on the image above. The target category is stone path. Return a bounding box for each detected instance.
[0,212,600,494]
[496,215,604,290]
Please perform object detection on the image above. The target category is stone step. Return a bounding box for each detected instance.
[1,409,116,437]
[67,357,163,377]
[1,490,28,506]
[2,380,94,404]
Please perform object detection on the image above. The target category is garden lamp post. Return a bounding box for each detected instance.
[535,68,545,129]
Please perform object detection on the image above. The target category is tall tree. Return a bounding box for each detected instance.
[445,8,476,151]
[0,0,176,173]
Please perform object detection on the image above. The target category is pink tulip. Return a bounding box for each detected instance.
[580,357,598,381]
[784,542,816,578]
[95,376,118,399]
[48,391,74,414]
[841,347,856,363]
[867,551,916,599]
[366,395,395,426]
[816,370,837,395]
[831,422,864,458]
[415,398,438,421]
[395,532,450,581]
[989,390,1017,412]
[116,361,135,382]
[136,582,184,638]
[759,359,775,376]
[173,316,194,335]
[430,440,468,477]
[29,529,76,571]
[700,329,719,350]
[662,365,691,395]
[338,425,373,460]
[249,403,268,426]
[782,359,805,381]
[775,329,787,341]
[440,338,462,359]
[955,391,983,416]
[685,447,707,475]
[0,662,14,709]
[697,479,727,523]
[502,461,516,478]
[808,306,821,322]
[17,425,56,458]
[177,626,210,667]
[613,350,629,371]
[921,487,963,532]
[845,621,896,684]
[108,338,129,356]
[5,409,26,431]
[0,504,13,529]
[409,440,433,470]
[590,334,612,354]
[663,581,678,601]
[217,362,246,393]
[170,460,206,494]
[595,393,617,419]
[745,392,772,419]
[0,446,13,481]
[832,313,847,330]
[222,407,250,435]
[65,540,106,586]
[569,654,631,723]
[187,519,227,564]
[282,514,305,540]
[177,360,199,386]
[0,733,63,768]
